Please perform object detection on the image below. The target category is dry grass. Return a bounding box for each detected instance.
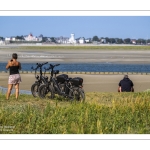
[1,45,150,51]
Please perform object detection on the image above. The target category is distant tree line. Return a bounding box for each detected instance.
[0,36,4,40]
[15,35,24,40]
[92,36,150,44]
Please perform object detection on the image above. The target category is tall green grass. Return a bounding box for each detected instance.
[0,92,150,134]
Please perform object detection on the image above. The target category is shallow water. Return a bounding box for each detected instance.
[0,86,32,95]
[1,62,150,73]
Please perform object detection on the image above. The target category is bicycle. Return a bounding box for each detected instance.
[38,63,85,102]
[38,63,73,99]
[31,62,48,97]
[69,77,85,102]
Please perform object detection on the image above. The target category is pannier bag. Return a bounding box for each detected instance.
[70,77,83,86]
[56,74,68,83]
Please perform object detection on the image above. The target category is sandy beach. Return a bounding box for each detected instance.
[1,48,150,64]
[0,73,150,92]
[1,47,150,93]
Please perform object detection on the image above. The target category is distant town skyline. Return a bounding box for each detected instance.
[1,16,150,39]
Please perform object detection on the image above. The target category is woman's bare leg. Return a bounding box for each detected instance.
[6,84,13,100]
[15,83,19,99]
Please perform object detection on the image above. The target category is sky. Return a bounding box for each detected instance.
[0,16,150,39]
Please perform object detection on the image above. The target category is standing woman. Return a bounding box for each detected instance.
[6,53,22,100]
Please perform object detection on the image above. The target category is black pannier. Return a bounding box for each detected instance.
[56,74,68,83]
[70,77,83,86]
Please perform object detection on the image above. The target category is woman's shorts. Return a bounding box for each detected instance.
[8,74,22,85]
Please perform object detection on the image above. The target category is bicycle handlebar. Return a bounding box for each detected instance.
[31,62,48,70]
[45,64,60,71]
[55,64,60,66]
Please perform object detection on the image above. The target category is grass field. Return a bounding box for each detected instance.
[1,45,150,50]
[17,45,150,50]
[1,91,150,134]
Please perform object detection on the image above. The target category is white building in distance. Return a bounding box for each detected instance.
[85,38,92,43]
[5,37,12,41]
[24,33,37,41]
[5,36,17,41]
[0,40,5,45]
[68,33,77,44]
[55,36,69,44]
[101,38,106,43]
[5,33,43,42]
[23,33,43,41]
[78,37,85,44]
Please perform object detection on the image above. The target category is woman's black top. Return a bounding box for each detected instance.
[9,66,19,75]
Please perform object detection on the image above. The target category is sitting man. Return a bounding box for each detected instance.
[118,75,134,92]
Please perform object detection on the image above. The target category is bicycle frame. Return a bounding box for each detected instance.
[45,64,73,97]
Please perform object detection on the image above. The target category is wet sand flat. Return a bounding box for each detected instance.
[1,48,150,64]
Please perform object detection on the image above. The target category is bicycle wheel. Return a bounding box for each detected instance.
[38,84,54,99]
[31,83,39,97]
[69,88,85,102]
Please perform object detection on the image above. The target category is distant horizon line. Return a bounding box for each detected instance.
[1,34,149,40]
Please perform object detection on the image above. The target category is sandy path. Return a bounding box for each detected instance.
[0,73,150,92]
